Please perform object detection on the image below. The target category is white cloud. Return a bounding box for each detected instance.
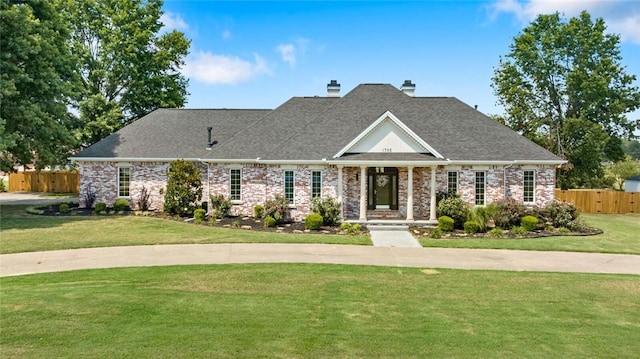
[160,12,189,32]
[276,37,310,68]
[489,0,640,44]
[182,52,270,84]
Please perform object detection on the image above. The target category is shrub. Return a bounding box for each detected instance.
[311,197,342,226]
[305,213,323,230]
[82,187,96,209]
[59,203,70,213]
[558,226,571,233]
[136,186,151,211]
[488,227,504,238]
[339,222,362,235]
[511,226,528,236]
[464,221,481,234]
[521,215,539,232]
[210,194,232,219]
[437,196,469,229]
[113,199,130,212]
[437,216,455,232]
[467,204,497,233]
[0,178,6,192]
[194,208,206,224]
[253,205,265,218]
[163,159,203,216]
[232,220,240,228]
[95,202,107,213]
[493,199,527,229]
[350,223,362,234]
[264,195,289,224]
[540,201,579,228]
[264,216,277,228]
[340,222,352,231]
[429,227,443,239]
[26,206,44,215]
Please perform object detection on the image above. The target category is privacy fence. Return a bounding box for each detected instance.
[8,171,79,193]
[554,189,639,214]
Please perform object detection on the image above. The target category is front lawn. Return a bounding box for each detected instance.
[1,264,638,358]
[418,213,640,254]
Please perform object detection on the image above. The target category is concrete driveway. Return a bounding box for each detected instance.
[0,192,78,206]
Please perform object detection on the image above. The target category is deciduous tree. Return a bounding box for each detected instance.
[492,11,640,188]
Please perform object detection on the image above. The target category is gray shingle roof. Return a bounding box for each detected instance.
[73,83,562,163]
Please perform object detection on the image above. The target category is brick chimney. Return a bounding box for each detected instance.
[400,80,415,97]
[327,80,340,97]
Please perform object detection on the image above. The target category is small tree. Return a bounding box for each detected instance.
[163,159,202,216]
[608,156,640,190]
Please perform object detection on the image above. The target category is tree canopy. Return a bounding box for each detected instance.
[492,11,640,188]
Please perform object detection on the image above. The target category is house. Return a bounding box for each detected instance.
[72,81,565,222]
[625,175,640,192]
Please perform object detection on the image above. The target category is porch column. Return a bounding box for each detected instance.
[337,165,344,220]
[430,166,437,221]
[359,166,367,221]
[406,166,414,221]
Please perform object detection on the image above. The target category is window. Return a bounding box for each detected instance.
[475,171,485,205]
[230,169,241,201]
[284,170,294,204]
[311,171,322,198]
[118,167,130,197]
[447,171,458,195]
[524,170,535,203]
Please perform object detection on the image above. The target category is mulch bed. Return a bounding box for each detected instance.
[409,226,603,239]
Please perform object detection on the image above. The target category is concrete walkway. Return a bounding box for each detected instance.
[2,244,639,277]
[368,225,422,248]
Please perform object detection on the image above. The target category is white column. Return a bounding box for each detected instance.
[359,166,367,221]
[406,166,414,221]
[430,166,437,221]
[337,165,344,220]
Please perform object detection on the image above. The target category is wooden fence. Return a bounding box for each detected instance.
[554,189,639,214]
[8,171,79,193]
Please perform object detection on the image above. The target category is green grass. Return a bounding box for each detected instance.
[419,213,640,254]
[0,205,370,254]
[1,264,638,358]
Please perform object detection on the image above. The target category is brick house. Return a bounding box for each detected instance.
[72,81,565,223]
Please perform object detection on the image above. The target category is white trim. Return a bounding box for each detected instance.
[284,170,295,204]
[311,170,322,199]
[475,171,486,206]
[523,169,536,204]
[447,171,458,194]
[333,111,444,159]
[229,168,242,201]
[117,166,131,198]
[328,160,448,166]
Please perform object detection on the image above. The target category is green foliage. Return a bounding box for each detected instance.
[488,228,505,238]
[264,195,289,224]
[436,191,460,204]
[608,156,640,190]
[493,199,527,229]
[304,214,323,230]
[113,199,130,212]
[339,222,362,235]
[163,160,203,217]
[193,209,206,224]
[263,216,276,228]
[25,206,44,215]
[622,139,640,160]
[0,0,79,172]
[429,227,443,239]
[95,202,107,213]
[467,204,497,233]
[521,216,539,232]
[558,227,571,233]
[464,221,481,234]
[59,203,70,213]
[437,197,470,229]
[209,194,232,219]
[0,178,6,192]
[62,0,190,146]
[492,11,640,188]
[437,216,455,232]
[253,205,265,218]
[311,197,342,226]
[540,201,579,229]
[511,226,529,236]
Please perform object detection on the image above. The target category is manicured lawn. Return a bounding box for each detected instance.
[0,205,370,254]
[418,213,640,254]
[1,264,638,358]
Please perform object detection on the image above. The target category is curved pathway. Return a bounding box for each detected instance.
[2,243,639,277]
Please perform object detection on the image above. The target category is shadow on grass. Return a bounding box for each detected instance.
[0,204,118,231]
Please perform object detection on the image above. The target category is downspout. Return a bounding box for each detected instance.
[503,161,515,200]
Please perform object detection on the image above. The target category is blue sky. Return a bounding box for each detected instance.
[161,0,640,120]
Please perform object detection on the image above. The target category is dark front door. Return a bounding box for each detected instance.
[367,167,398,210]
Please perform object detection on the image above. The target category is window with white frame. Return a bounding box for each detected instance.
[311,171,322,198]
[523,170,535,203]
[475,171,485,205]
[447,171,458,195]
[118,167,130,197]
[284,170,294,204]
[230,169,241,201]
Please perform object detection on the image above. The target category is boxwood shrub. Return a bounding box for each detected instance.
[305,213,323,230]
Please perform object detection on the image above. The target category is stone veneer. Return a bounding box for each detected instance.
[78,162,557,220]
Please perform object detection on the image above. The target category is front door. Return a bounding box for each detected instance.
[367,167,398,210]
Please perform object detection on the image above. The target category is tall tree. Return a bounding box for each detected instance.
[63,0,190,146]
[492,11,640,188]
[0,0,79,172]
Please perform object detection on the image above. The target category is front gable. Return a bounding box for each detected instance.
[333,111,444,159]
